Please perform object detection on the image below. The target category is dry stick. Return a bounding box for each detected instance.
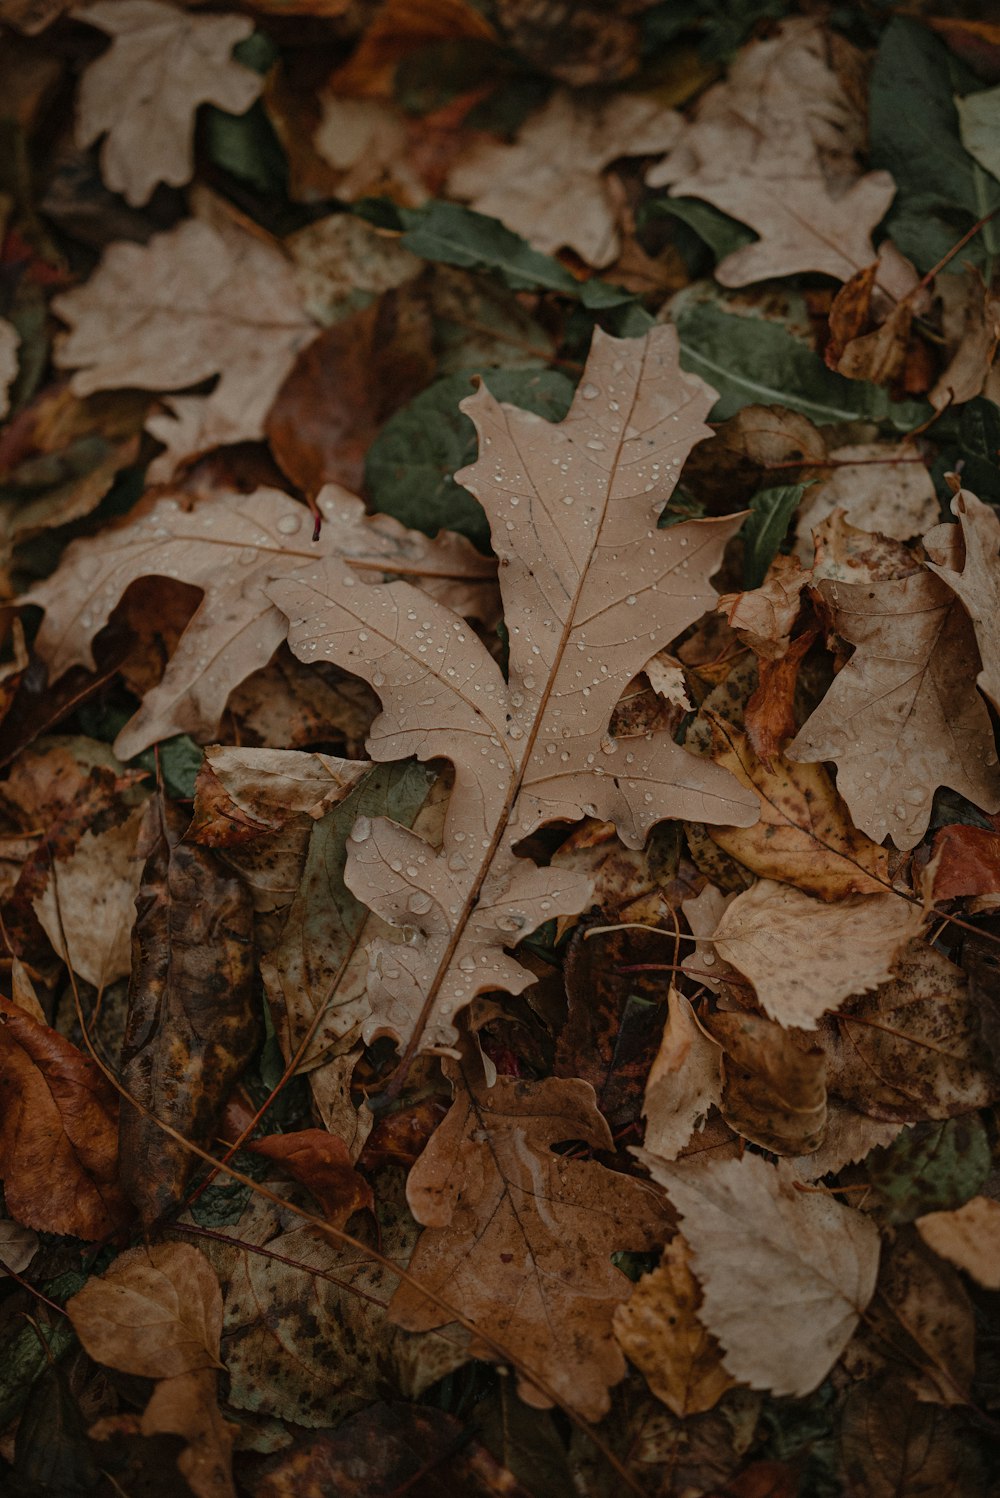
[48,871,647,1498]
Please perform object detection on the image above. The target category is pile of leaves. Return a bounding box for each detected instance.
[2,1,1000,1494]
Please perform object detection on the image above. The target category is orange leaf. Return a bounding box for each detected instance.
[247,1129,373,1226]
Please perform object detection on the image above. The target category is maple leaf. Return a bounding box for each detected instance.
[645,1152,880,1397]
[51,205,318,480]
[75,0,263,207]
[709,878,925,1028]
[0,994,130,1240]
[647,19,896,286]
[388,1054,666,1420]
[447,90,682,269]
[26,485,496,760]
[926,488,1000,715]
[269,327,757,1054]
[787,567,1000,850]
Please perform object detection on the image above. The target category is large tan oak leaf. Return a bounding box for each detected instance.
[646,1152,880,1396]
[788,570,1000,850]
[711,878,924,1028]
[389,1055,666,1421]
[52,210,317,480]
[647,18,895,287]
[75,1,262,207]
[26,485,495,760]
[269,327,758,1054]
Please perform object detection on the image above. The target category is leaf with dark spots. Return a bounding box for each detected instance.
[0,994,131,1239]
[266,287,437,498]
[865,1116,991,1225]
[118,796,258,1228]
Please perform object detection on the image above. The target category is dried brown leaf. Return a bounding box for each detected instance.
[793,444,936,560]
[270,327,756,1055]
[644,1152,880,1396]
[840,1376,985,1498]
[704,1010,827,1155]
[75,1,262,206]
[189,748,370,847]
[246,1129,373,1226]
[642,987,722,1161]
[916,1197,1000,1289]
[927,488,1000,715]
[788,567,1000,850]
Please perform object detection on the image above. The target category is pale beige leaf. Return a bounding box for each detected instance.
[269,326,757,1053]
[389,1056,666,1421]
[927,488,1000,714]
[66,1241,224,1379]
[794,444,938,560]
[613,1235,735,1417]
[202,748,370,827]
[929,278,1000,410]
[719,554,810,658]
[647,19,893,285]
[711,879,925,1028]
[52,212,317,479]
[788,569,1000,849]
[0,1219,39,1276]
[642,987,722,1161]
[449,89,682,269]
[26,484,496,760]
[313,96,426,206]
[0,317,19,419]
[681,883,739,993]
[645,1152,880,1396]
[917,1197,1000,1289]
[75,0,262,207]
[32,804,146,988]
[288,212,422,327]
[643,651,692,709]
[142,1370,235,1498]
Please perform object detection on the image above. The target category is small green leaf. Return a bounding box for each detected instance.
[742,484,806,588]
[866,1116,991,1225]
[647,196,756,263]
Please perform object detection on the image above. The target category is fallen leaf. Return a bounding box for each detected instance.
[681,883,741,994]
[647,19,895,285]
[52,207,318,480]
[645,1152,880,1396]
[710,879,924,1028]
[448,90,682,269]
[866,1116,990,1226]
[916,1197,1000,1289]
[0,994,129,1238]
[246,1130,373,1226]
[141,1370,235,1498]
[744,628,817,766]
[0,319,19,419]
[929,274,1000,409]
[331,0,498,98]
[641,987,722,1161]
[492,0,653,87]
[613,1235,735,1418]
[863,1233,976,1407]
[839,1376,985,1498]
[28,484,497,759]
[189,748,370,847]
[790,1105,902,1182]
[390,1053,666,1420]
[788,568,1000,850]
[118,797,258,1227]
[270,326,756,1054]
[929,814,1000,902]
[793,444,937,559]
[926,488,1000,714]
[822,939,998,1121]
[287,213,422,327]
[75,0,263,207]
[704,1010,827,1155]
[0,1218,38,1275]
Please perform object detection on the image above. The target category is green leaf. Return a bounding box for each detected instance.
[870,19,1000,274]
[204,101,288,196]
[957,84,1000,184]
[647,196,756,263]
[0,1272,85,1428]
[366,367,575,549]
[133,734,203,800]
[866,1116,991,1225]
[672,300,929,429]
[742,484,806,588]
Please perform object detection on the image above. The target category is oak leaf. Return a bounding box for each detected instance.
[788,569,1000,850]
[645,1152,880,1396]
[710,879,924,1028]
[0,994,130,1239]
[613,1235,735,1418]
[269,326,757,1055]
[926,488,1000,714]
[27,484,496,760]
[389,1055,666,1420]
[75,1,263,207]
[641,987,722,1161]
[52,208,318,480]
[916,1197,1000,1289]
[448,90,682,269]
[647,19,895,286]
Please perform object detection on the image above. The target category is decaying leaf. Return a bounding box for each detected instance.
[118,797,257,1227]
[704,1010,827,1155]
[926,488,1000,714]
[246,1130,373,1226]
[916,1197,1000,1289]
[0,994,130,1239]
[75,1,263,207]
[647,19,895,285]
[270,326,757,1055]
[710,879,924,1028]
[448,90,682,269]
[645,1152,880,1396]
[613,1235,735,1418]
[839,1375,985,1498]
[28,484,496,760]
[0,319,19,420]
[390,1053,666,1421]
[793,444,937,558]
[189,748,371,846]
[788,568,1000,850]
[641,987,722,1161]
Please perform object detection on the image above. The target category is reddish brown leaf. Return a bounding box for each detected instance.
[826,261,878,368]
[930,816,1000,901]
[744,628,817,766]
[0,994,130,1239]
[247,1129,373,1225]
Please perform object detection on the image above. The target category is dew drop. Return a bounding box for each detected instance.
[351,816,372,843]
[458,955,476,972]
[408,891,432,915]
[277,513,301,535]
[581,382,599,399]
